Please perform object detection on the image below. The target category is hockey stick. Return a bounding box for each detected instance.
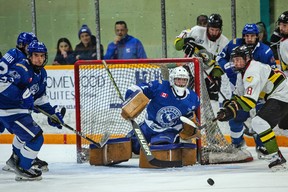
[180,116,206,130]
[34,106,109,148]
[102,60,182,168]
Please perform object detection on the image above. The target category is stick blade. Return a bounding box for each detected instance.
[180,116,197,128]
[149,158,182,168]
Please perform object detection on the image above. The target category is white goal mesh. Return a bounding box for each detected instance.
[74,58,251,164]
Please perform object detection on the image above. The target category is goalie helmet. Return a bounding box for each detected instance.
[17,32,38,47]
[27,41,48,73]
[169,66,190,97]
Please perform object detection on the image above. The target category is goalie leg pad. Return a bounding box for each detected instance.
[139,144,182,168]
[89,138,132,166]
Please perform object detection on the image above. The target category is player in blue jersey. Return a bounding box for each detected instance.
[122,66,200,155]
[0,41,64,181]
[0,32,50,173]
[0,32,38,133]
[216,24,276,158]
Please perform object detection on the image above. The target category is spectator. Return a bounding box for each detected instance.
[104,21,147,59]
[53,37,75,65]
[196,14,208,27]
[74,24,104,61]
[256,22,270,46]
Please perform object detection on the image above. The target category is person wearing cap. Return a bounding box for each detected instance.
[256,22,270,46]
[74,24,104,61]
[104,21,147,59]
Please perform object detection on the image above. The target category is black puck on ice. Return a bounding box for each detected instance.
[207,178,214,186]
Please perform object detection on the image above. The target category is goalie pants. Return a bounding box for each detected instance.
[128,122,179,155]
[1,113,43,170]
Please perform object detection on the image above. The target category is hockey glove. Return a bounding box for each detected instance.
[20,88,34,110]
[216,107,234,121]
[211,65,224,77]
[47,106,64,129]
[216,101,239,121]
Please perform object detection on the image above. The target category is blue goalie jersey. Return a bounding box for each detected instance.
[126,80,200,132]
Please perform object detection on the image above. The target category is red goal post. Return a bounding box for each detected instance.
[74,58,251,164]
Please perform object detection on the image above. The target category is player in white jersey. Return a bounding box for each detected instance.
[174,13,229,101]
[278,11,288,76]
[215,45,288,170]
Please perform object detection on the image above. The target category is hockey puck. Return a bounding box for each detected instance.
[207,178,214,186]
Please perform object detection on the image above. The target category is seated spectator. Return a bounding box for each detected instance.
[104,21,147,59]
[53,37,75,65]
[196,14,208,27]
[74,24,104,61]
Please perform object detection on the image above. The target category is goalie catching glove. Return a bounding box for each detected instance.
[179,116,201,140]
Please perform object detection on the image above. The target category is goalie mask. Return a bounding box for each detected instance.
[169,66,190,97]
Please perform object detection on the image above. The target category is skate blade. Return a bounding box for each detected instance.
[2,165,15,173]
[270,163,287,172]
[15,175,42,181]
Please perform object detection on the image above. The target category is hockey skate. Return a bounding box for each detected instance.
[3,155,48,172]
[5,152,42,181]
[256,146,273,160]
[2,153,18,172]
[32,157,49,172]
[268,150,287,171]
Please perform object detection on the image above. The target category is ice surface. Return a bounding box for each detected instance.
[0,144,287,192]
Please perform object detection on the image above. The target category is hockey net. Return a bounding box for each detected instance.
[74,58,251,164]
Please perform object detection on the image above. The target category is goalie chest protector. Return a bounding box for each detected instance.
[121,91,149,119]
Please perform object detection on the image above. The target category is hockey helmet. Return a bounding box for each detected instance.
[242,24,259,35]
[169,66,190,97]
[17,32,38,47]
[230,45,252,68]
[207,14,223,29]
[27,41,48,72]
[278,11,288,24]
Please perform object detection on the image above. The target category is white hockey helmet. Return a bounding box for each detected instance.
[169,66,190,96]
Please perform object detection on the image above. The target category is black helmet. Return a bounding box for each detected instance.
[278,11,288,24]
[231,45,252,61]
[207,14,223,29]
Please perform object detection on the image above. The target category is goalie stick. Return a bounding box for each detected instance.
[180,116,206,130]
[34,106,109,148]
[102,60,182,168]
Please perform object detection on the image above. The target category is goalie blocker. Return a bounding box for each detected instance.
[121,90,149,120]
